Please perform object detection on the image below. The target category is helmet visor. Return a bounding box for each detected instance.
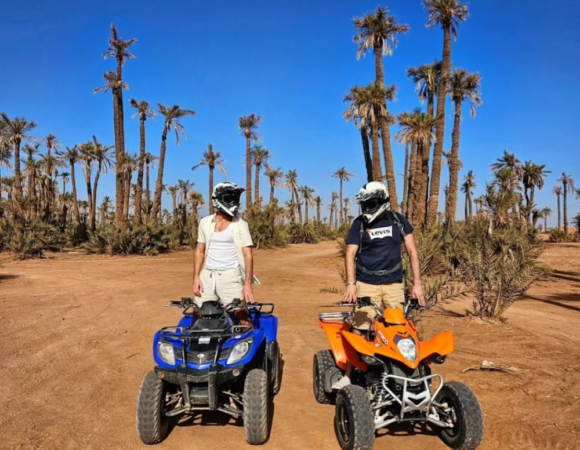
[218,192,241,206]
[361,198,383,214]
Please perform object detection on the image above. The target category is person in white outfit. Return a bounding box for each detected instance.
[193,182,259,307]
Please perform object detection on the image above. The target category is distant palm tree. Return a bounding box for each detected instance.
[354,6,408,208]
[251,145,271,209]
[461,170,476,220]
[0,113,37,207]
[129,99,155,224]
[407,61,442,123]
[189,191,205,246]
[78,143,95,226]
[60,172,70,194]
[151,104,195,220]
[100,196,112,226]
[343,198,351,224]
[445,69,482,223]
[0,141,13,202]
[286,169,299,222]
[314,196,323,223]
[491,150,522,213]
[264,166,284,205]
[57,146,82,225]
[144,152,158,222]
[557,173,575,234]
[331,192,339,230]
[94,71,129,226]
[168,185,179,227]
[239,114,262,214]
[424,0,470,227]
[299,186,315,224]
[522,161,551,224]
[332,167,354,227]
[122,153,138,220]
[91,136,115,231]
[541,207,552,232]
[192,144,227,214]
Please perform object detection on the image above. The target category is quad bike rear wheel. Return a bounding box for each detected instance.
[313,350,336,404]
[243,369,271,445]
[435,381,484,450]
[334,385,375,450]
[136,371,171,445]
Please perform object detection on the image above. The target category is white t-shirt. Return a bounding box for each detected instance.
[204,225,239,270]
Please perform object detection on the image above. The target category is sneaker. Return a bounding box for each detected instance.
[331,376,351,390]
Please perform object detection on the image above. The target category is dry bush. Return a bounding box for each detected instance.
[83,224,172,256]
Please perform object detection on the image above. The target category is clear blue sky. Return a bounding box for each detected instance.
[2,0,579,225]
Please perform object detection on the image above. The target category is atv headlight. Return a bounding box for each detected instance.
[226,339,253,365]
[361,354,383,365]
[158,341,175,365]
[396,337,417,362]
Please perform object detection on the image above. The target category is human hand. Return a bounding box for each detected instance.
[243,283,255,304]
[193,277,203,297]
[343,284,357,303]
[412,283,426,307]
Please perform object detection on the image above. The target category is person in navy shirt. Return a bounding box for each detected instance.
[332,181,425,390]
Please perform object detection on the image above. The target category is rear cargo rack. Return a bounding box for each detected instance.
[318,312,352,322]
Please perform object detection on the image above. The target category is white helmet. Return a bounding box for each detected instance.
[212,182,245,217]
[355,181,391,224]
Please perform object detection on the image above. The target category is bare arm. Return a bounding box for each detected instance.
[403,234,425,305]
[344,244,358,302]
[192,243,206,296]
[241,246,255,303]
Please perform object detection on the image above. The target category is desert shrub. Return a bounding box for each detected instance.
[249,208,289,249]
[2,221,65,260]
[84,224,172,256]
[287,222,319,244]
[454,217,543,320]
[573,213,580,234]
[67,223,89,247]
[548,229,568,243]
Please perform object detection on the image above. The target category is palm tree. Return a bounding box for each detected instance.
[0,113,37,207]
[60,172,70,194]
[129,99,155,225]
[0,140,13,202]
[354,6,409,209]
[57,146,82,225]
[168,185,179,228]
[314,196,323,223]
[396,109,437,226]
[192,144,226,214]
[239,114,262,214]
[177,179,194,235]
[144,152,158,222]
[151,104,195,220]
[407,61,442,121]
[332,167,354,227]
[522,162,551,224]
[94,71,129,226]
[122,152,138,221]
[343,198,351,224]
[189,190,205,245]
[91,136,115,231]
[251,145,271,209]
[445,69,482,223]
[343,86,373,181]
[264,166,284,205]
[491,150,522,213]
[557,173,575,234]
[22,144,40,218]
[299,186,315,224]
[43,134,61,210]
[286,169,299,222]
[461,170,476,220]
[331,192,339,229]
[541,207,552,232]
[78,143,95,226]
[424,0,470,227]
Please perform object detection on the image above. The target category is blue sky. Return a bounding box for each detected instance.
[2,0,579,225]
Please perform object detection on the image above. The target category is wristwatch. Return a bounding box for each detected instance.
[346,282,356,286]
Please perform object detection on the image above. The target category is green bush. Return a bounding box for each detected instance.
[83,224,172,256]
[248,207,289,249]
[287,222,319,244]
[2,221,65,260]
[548,229,568,243]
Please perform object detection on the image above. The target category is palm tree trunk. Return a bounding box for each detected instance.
[84,170,93,227]
[370,117,383,181]
[135,117,146,225]
[445,100,462,224]
[329,205,334,230]
[191,205,199,248]
[556,194,561,229]
[406,141,418,220]
[360,126,373,182]
[269,182,275,205]
[145,163,151,223]
[414,142,430,227]
[468,192,473,218]
[402,142,409,215]
[151,123,169,220]
[113,88,125,228]
[339,180,344,227]
[380,115,398,212]
[124,170,132,221]
[563,183,568,234]
[245,133,252,215]
[13,140,23,223]
[529,185,536,225]
[296,191,303,224]
[254,163,261,209]
[427,26,452,228]
[317,204,321,223]
[70,163,80,225]
[90,162,102,232]
[544,215,547,232]
[207,166,214,214]
[304,199,309,224]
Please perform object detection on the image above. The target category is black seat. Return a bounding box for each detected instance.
[191,317,229,331]
[198,301,224,318]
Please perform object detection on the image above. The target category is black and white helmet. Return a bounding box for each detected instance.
[355,181,391,224]
[212,182,245,217]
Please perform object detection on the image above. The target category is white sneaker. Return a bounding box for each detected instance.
[332,376,351,390]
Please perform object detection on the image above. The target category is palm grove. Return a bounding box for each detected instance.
[1,2,580,262]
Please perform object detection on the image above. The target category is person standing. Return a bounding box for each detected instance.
[332,181,425,390]
[193,182,259,306]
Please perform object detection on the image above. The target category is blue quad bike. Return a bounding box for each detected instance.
[136,297,282,445]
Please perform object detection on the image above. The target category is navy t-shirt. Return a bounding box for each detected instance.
[346,213,414,285]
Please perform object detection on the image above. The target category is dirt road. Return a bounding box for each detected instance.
[1,242,579,450]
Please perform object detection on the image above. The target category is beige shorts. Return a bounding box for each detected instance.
[195,268,244,307]
[352,281,404,330]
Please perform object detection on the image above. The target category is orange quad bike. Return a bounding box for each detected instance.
[313,297,484,450]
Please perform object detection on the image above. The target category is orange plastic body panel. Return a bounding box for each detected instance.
[318,319,367,371]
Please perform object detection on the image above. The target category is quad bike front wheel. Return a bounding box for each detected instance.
[243,368,271,445]
[334,385,375,450]
[435,381,484,450]
[136,371,171,445]
[313,350,337,404]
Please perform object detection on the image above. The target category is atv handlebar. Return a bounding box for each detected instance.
[339,297,424,319]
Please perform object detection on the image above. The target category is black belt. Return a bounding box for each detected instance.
[357,261,402,277]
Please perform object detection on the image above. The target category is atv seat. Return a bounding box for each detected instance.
[191,318,229,332]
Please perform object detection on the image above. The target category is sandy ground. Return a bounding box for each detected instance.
[1,241,579,450]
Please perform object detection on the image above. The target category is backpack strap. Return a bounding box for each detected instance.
[389,211,407,239]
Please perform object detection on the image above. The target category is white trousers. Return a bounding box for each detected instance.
[195,268,244,306]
